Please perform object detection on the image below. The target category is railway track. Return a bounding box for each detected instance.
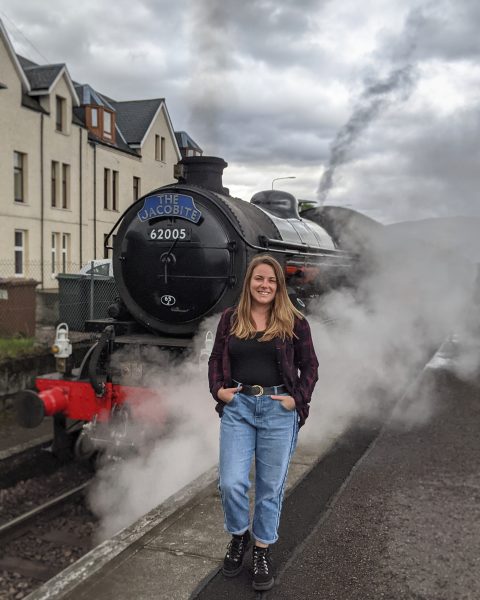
[0,481,96,599]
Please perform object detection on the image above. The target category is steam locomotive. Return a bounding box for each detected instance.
[14,156,354,459]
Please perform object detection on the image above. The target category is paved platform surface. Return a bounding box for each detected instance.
[270,370,480,600]
[27,358,480,600]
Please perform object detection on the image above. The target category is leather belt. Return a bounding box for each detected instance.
[235,383,287,397]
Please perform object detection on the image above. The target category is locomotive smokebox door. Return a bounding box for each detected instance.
[119,192,232,331]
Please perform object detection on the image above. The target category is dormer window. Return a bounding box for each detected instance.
[91,107,98,127]
[86,105,116,143]
[104,111,112,139]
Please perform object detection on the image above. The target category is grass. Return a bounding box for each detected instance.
[0,337,37,360]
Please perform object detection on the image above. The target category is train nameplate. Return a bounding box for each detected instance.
[138,194,202,223]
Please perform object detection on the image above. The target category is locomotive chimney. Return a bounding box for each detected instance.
[174,156,229,195]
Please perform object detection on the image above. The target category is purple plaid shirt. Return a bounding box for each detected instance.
[208,307,319,427]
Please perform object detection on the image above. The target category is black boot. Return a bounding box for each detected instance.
[222,530,251,577]
[252,545,274,591]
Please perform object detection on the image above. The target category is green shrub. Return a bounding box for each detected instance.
[0,337,37,360]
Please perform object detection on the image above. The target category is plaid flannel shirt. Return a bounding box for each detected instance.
[208,307,319,427]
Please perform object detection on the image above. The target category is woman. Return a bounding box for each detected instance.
[208,254,319,591]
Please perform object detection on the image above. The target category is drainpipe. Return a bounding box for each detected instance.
[40,114,44,288]
[79,128,83,265]
[93,143,97,259]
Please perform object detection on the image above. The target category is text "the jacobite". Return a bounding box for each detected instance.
[137,194,202,224]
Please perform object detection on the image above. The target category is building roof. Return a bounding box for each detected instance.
[21,92,47,113]
[22,63,64,91]
[16,55,37,69]
[175,130,203,152]
[87,129,140,157]
[108,98,164,145]
[2,21,181,160]
[75,84,110,107]
[0,22,30,92]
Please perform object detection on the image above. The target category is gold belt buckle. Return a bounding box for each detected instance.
[252,385,264,397]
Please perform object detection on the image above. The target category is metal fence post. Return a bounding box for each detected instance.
[89,261,94,320]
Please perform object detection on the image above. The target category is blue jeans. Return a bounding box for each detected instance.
[219,392,299,545]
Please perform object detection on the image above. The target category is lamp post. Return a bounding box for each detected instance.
[271,176,296,190]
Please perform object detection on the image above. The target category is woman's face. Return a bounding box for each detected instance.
[249,263,278,308]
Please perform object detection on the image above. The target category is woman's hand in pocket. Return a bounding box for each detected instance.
[271,394,296,411]
[218,387,241,404]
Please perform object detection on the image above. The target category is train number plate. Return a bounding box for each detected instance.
[148,227,191,241]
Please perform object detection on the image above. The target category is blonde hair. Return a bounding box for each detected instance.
[231,254,303,341]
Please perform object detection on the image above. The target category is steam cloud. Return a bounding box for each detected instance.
[298,218,478,444]
[88,316,221,541]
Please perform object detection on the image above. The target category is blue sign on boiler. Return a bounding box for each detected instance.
[137,194,202,223]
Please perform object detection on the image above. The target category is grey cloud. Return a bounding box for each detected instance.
[328,105,480,222]
[3,0,480,224]
[379,1,480,64]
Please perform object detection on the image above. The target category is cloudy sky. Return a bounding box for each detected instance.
[2,0,480,223]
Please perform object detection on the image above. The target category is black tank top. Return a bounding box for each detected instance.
[229,332,282,387]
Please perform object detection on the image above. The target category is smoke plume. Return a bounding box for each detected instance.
[317,66,416,204]
[317,8,426,204]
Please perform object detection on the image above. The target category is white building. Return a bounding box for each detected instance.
[0,19,200,289]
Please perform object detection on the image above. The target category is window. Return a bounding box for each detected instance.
[87,106,115,142]
[14,151,26,202]
[51,161,59,207]
[51,232,70,275]
[112,171,118,211]
[14,230,26,276]
[155,135,160,161]
[133,176,140,201]
[161,136,165,161]
[104,169,119,211]
[104,168,111,209]
[51,162,69,208]
[62,163,70,209]
[51,233,58,275]
[104,111,112,139]
[56,95,65,132]
[61,233,70,273]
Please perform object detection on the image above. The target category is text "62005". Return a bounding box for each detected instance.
[148,227,191,241]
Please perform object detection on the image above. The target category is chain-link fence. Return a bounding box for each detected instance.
[0,259,118,337]
[57,273,118,331]
[0,258,81,285]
